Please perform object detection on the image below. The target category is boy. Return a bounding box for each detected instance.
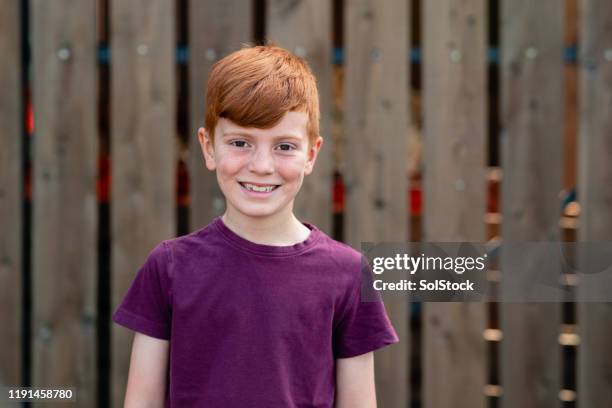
[113,45,398,407]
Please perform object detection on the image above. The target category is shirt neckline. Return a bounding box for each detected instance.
[212,216,322,257]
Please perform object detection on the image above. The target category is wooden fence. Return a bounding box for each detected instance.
[1,0,611,407]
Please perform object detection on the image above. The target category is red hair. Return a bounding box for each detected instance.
[204,45,320,146]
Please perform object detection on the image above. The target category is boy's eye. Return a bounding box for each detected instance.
[230,140,249,148]
[276,143,296,151]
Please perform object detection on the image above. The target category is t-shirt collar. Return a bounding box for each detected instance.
[212,216,321,257]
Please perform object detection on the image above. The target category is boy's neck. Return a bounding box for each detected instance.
[221,209,311,246]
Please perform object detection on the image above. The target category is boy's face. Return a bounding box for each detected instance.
[198,111,323,221]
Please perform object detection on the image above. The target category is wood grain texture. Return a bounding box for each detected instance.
[266,0,332,233]
[500,1,563,407]
[422,1,487,407]
[0,0,22,392]
[31,0,98,404]
[345,1,409,406]
[188,0,253,231]
[110,1,176,406]
[577,0,612,405]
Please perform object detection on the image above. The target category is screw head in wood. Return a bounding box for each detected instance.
[370,48,381,61]
[205,48,217,62]
[525,47,538,60]
[57,46,71,61]
[137,44,149,56]
[294,46,307,57]
[450,49,462,63]
[40,326,52,341]
[454,179,465,191]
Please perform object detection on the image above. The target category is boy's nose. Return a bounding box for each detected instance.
[247,148,274,174]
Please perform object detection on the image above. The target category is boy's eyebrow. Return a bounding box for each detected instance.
[222,131,304,142]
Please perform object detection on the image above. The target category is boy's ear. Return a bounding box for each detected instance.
[198,127,216,171]
[304,136,324,176]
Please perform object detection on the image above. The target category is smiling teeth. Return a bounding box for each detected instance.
[243,183,276,192]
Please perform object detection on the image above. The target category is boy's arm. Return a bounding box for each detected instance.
[335,352,377,408]
[124,332,169,408]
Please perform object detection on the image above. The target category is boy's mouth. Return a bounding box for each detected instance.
[238,182,280,193]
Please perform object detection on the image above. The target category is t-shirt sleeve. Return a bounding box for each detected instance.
[333,256,400,358]
[112,241,172,340]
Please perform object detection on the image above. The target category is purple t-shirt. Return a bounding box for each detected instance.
[113,216,398,407]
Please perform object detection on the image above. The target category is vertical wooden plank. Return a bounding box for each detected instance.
[0,0,22,392]
[111,1,176,407]
[500,1,563,407]
[345,1,409,406]
[422,1,487,407]
[577,0,612,405]
[188,0,253,231]
[563,0,578,191]
[266,0,333,233]
[31,0,98,404]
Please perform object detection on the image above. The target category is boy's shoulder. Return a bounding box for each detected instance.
[300,225,368,283]
[157,221,221,260]
[163,221,217,247]
[315,232,364,265]
[139,222,219,270]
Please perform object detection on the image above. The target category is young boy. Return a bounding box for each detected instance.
[113,45,398,407]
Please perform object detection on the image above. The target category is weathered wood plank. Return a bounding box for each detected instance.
[345,1,409,406]
[577,0,612,405]
[0,0,22,393]
[500,1,564,406]
[110,1,176,406]
[563,0,578,190]
[188,0,253,231]
[266,0,332,233]
[422,1,487,407]
[30,0,98,404]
